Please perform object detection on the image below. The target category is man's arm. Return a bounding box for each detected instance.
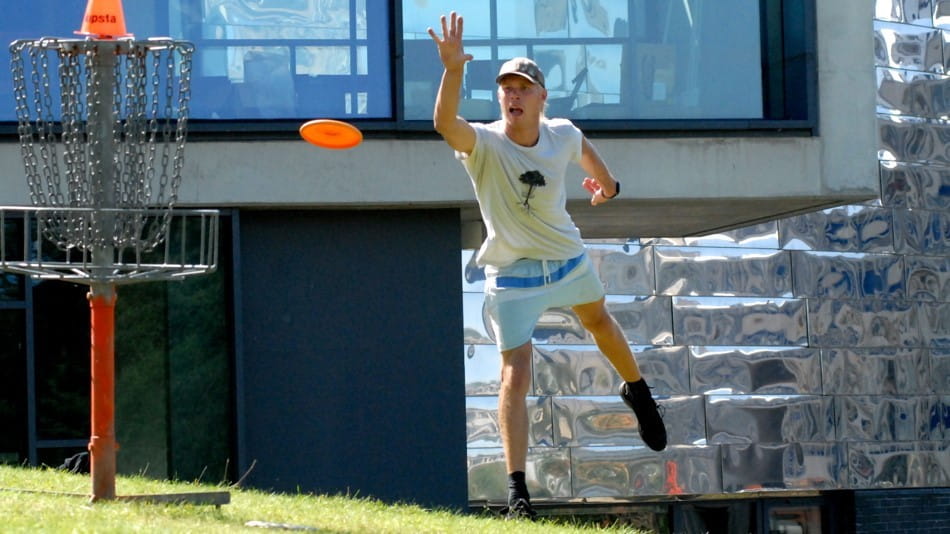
[579,137,619,206]
[433,66,476,153]
[428,13,476,153]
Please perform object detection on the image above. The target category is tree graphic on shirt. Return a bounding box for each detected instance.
[519,170,546,210]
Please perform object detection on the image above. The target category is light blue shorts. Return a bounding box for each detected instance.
[483,252,605,351]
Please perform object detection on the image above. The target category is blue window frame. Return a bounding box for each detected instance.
[0,0,813,135]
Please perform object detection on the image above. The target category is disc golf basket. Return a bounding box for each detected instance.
[0,3,224,505]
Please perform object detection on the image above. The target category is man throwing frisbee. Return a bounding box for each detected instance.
[428,11,667,521]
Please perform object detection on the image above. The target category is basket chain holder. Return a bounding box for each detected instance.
[3,30,222,504]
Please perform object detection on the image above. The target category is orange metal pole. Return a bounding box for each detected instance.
[88,284,117,501]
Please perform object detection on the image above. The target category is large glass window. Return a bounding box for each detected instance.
[187,0,390,119]
[403,0,770,122]
[0,0,391,122]
[0,0,811,130]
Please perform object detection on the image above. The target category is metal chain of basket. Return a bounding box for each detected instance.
[10,37,193,252]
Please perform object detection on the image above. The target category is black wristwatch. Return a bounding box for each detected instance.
[605,181,620,199]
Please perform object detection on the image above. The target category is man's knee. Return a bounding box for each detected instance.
[501,344,533,395]
[576,305,613,334]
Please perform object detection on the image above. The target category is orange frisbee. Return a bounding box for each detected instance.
[299,119,362,149]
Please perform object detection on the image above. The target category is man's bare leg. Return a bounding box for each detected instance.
[498,341,536,515]
[499,341,532,473]
[572,297,641,382]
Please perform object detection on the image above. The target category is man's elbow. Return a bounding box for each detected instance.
[433,117,459,139]
[433,115,451,135]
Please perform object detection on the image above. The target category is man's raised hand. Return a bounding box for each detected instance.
[427,12,473,71]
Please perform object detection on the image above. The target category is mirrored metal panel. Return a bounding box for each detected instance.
[462,249,485,292]
[586,244,655,295]
[633,345,692,395]
[779,204,894,252]
[463,292,494,345]
[706,395,834,444]
[821,348,931,395]
[893,207,950,254]
[691,346,822,395]
[920,301,950,347]
[792,251,905,299]
[917,441,950,486]
[655,247,791,297]
[836,396,919,441]
[466,396,553,447]
[467,447,573,501]
[586,238,638,245]
[933,349,950,392]
[876,0,935,25]
[878,115,950,165]
[944,25,950,71]
[874,21,944,72]
[721,442,845,492]
[642,222,779,249]
[905,254,950,300]
[604,296,674,346]
[876,68,950,118]
[467,448,506,501]
[528,446,575,501]
[532,307,589,345]
[533,345,690,396]
[572,445,722,497]
[937,0,950,28]
[918,395,948,440]
[879,161,950,210]
[534,346,618,396]
[553,395,704,447]
[807,299,920,347]
[847,442,921,488]
[552,396,641,447]
[673,297,807,346]
[465,344,501,396]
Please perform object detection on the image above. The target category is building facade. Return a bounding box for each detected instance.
[2,0,946,532]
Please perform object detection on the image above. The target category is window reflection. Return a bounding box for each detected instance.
[192,0,383,119]
[0,0,388,121]
[402,0,764,121]
[202,0,359,40]
[0,0,803,125]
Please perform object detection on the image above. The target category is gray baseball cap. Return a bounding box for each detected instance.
[495,57,545,88]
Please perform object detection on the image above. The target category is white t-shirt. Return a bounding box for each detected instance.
[457,118,586,267]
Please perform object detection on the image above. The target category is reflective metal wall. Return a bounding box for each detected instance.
[463,0,950,502]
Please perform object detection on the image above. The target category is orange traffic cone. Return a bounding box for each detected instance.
[75,0,132,39]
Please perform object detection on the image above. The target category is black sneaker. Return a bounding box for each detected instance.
[620,379,667,451]
[500,498,538,521]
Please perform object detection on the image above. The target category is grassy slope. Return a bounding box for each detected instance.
[0,465,648,533]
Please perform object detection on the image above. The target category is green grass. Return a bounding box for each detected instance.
[0,465,650,533]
